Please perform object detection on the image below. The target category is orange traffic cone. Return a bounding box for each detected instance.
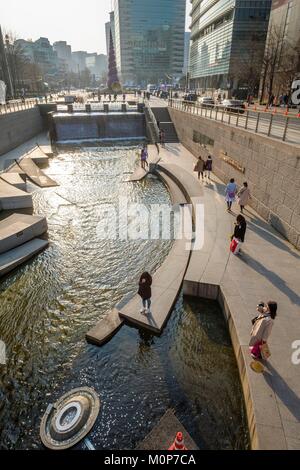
[254,105,257,111]
[284,107,289,116]
[264,105,268,112]
[273,107,277,114]
[297,112,300,118]
[168,432,188,451]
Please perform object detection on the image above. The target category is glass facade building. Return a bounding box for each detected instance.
[189,0,272,95]
[113,0,186,86]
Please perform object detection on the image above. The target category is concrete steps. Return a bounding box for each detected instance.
[150,107,179,143]
[0,213,48,254]
[0,178,32,210]
[0,173,26,191]
[0,238,48,278]
[17,158,58,188]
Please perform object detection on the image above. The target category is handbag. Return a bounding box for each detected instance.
[230,237,239,254]
[260,342,271,360]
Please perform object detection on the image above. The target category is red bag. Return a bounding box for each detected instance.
[230,237,240,254]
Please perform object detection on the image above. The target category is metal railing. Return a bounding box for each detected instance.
[144,100,160,142]
[0,98,50,115]
[168,99,300,146]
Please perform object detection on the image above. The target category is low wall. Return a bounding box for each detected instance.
[54,113,146,141]
[169,107,300,250]
[0,108,44,157]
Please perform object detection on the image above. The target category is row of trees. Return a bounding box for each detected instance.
[230,27,300,104]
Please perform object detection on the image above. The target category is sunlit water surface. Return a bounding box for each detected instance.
[0,146,249,449]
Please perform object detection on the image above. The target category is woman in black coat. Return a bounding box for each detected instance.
[232,215,247,254]
[138,272,152,315]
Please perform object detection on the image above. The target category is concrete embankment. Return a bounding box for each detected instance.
[169,106,300,251]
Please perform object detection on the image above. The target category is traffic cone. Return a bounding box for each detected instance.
[273,107,277,114]
[284,108,289,116]
[168,432,188,451]
[264,105,268,112]
[254,105,257,111]
[297,112,300,118]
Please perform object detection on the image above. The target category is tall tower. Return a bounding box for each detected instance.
[107,29,120,90]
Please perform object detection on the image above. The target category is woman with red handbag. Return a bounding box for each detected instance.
[230,214,247,255]
[249,301,278,359]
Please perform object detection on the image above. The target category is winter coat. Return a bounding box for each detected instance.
[138,273,152,300]
[233,219,247,242]
[249,314,274,346]
[225,182,237,201]
[206,159,212,171]
[195,159,205,172]
[238,187,251,207]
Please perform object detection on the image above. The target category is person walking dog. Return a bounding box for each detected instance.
[138,272,152,315]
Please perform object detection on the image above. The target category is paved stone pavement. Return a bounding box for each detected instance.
[154,143,300,450]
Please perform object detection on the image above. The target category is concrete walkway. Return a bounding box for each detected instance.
[155,143,300,450]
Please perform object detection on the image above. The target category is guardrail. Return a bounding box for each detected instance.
[0,99,43,115]
[144,100,160,142]
[169,99,300,146]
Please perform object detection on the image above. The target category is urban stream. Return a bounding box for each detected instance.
[0,145,249,449]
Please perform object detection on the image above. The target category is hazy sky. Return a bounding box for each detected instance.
[2,0,191,55]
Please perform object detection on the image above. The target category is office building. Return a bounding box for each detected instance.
[113,0,186,86]
[183,32,191,75]
[53,41,72,72]
[189,0,272,96]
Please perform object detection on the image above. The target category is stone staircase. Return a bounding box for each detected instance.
[150,107,179,143]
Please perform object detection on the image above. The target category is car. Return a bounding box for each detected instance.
[219,99,245,114]
[183,93,198,102]
[199,97,215,108]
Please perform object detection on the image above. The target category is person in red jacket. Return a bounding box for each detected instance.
[138,272,152,315]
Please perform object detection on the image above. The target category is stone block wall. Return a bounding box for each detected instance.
[169,107,300,249]
[0,108,44,156]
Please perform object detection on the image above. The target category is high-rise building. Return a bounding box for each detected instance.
[53,41,72,72]
[72,51,88,73]
[16,37,58,79]
[86,53,108,80]
[113,0,186,86]
[189,0,272,97]
[183,32,191,75]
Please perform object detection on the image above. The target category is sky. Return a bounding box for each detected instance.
[1,0,191,55]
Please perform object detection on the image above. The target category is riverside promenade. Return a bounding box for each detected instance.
[150,143,300,450]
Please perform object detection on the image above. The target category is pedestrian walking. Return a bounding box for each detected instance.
[123,93,126,102]
[194,156,205,181]
[225,178,238,211]
[138,272,152,315]
[108,94,111,102]
[249,301,277,360]
[205,155,213,180]
[159,129,165,148]
[141,144,149,170]
[231,214,247,255]
[237,182,251,213]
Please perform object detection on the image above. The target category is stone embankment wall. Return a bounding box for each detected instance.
[169,107,300,250]
[0,108,44,156]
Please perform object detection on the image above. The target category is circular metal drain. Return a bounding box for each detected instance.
[40,387,100,450]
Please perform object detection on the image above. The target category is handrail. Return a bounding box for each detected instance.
[144,100,160,141]
[168,98,300,145]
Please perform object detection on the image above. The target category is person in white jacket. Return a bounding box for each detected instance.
[249,301,277,359]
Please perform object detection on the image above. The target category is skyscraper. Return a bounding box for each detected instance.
[189,0,272,97]
[113,0,186,86]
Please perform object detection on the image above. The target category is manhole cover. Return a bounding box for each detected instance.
[40,387,100,450]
